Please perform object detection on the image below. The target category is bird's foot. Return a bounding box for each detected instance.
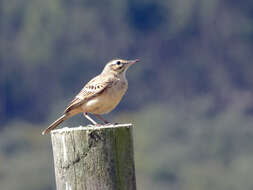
[103,122,112,126]
[93,123,102,127]
[87,123,101,127]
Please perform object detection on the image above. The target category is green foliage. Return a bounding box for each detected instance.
[116,95,253,190]
[1,0,253,122]
[0,122,54,190]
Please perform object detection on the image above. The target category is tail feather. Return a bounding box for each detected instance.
[42,114,70,135]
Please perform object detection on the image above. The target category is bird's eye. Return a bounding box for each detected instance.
[116,61,121,65]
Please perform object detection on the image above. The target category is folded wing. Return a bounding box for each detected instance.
[64,75,113,113]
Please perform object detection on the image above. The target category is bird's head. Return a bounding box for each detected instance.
[102,59,139,75]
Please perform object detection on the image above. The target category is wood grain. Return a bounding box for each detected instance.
[51,124,136,190]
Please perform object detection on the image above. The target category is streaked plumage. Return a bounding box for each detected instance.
[42,59,138,135]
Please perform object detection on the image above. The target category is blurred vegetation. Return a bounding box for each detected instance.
[1,0,253,189]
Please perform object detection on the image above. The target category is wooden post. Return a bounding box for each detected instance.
[50,124,136,190]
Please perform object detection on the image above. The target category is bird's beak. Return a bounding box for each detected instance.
[127,59,139,65]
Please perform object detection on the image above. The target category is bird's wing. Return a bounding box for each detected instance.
[64,75,114,113]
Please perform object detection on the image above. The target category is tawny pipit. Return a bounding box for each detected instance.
[42,59,138,135]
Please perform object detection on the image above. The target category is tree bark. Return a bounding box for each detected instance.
[50,124,136,190]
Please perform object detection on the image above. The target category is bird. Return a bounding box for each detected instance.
[42,58,139,135]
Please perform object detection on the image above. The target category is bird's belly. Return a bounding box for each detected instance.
[82,86,127,114]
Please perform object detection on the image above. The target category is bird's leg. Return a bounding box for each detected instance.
[94,114,110,124]
[83,113,98,125]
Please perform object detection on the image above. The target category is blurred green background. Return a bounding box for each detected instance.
[1,0,253,189]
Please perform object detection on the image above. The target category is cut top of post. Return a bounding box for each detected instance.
[50,123,133,134]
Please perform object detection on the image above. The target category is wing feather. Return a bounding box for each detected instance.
[64,75,113,113]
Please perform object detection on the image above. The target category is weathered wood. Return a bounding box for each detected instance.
[50,124,136,190]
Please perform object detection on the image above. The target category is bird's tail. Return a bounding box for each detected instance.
[42,114,70,135]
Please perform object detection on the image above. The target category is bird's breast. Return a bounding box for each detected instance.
[82,80,128,114]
